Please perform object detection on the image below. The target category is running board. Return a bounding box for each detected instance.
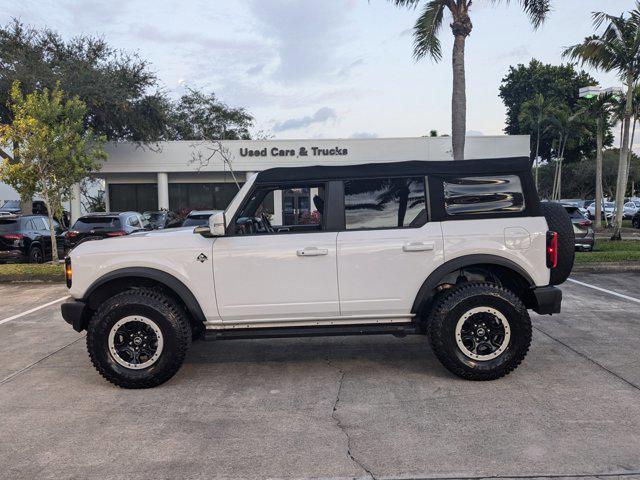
[203,323,419,341]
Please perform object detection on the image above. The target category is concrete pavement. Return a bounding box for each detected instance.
[0,275,639,480]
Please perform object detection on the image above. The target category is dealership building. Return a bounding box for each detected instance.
[1,136,530,223]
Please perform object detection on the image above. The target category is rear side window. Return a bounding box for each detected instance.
[443,175,525,216]
[344,177,427,230]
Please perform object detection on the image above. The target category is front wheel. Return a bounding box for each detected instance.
[86,288,192,388]
[427,283,532,381]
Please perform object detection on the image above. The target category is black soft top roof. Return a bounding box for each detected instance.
[255,157,530,184]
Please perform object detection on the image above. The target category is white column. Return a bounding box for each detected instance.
[70,183,82,223]
[104,180,110,212]
[310,188,319,212]
[273,190,283,226]
[157,172,169,210]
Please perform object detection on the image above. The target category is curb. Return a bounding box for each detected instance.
[0,277,65,284]
[572,262,640,273]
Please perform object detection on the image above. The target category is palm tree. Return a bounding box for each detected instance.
[390,0,551,160]
[564,4,640,240]
[518,93,552,190]
[578,92,616,228]
[545,106,585,200]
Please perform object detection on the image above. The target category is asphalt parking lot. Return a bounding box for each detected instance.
[1,274,640,480]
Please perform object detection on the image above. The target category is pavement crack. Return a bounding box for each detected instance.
[0,335,84,386]
[328,360,377,480]
[533,325,640,392]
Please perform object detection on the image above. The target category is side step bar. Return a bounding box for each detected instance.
[204,323,419,341]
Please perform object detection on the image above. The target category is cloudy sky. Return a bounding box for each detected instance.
[2,0,632,139]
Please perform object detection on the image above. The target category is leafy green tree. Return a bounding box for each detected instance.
[564,4,640,239]
[168,88,253,141]
[0,20,171,144]
[499,59,608,163]
[0,82,106,261]
[389,0,551,160]
[518,93,553,189]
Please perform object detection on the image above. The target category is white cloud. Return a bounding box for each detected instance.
[273,107,338,132]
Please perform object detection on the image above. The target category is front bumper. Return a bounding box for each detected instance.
[61,298,89,332]
[530,286,562,315]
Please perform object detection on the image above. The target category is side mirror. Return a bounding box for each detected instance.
[210,211,226,236]
[194,211,226,237]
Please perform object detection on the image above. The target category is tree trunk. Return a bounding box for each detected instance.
[594,116,604,229]
[451,34,466,161]
[42,192,59,263]
[534,124,541,191]
[612,79,634,240]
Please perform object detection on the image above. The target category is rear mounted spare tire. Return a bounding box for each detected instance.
[540,202,574,285]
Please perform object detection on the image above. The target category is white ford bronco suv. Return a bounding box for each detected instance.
[61,157,574,388]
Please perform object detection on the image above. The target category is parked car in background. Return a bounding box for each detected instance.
[561,199,590,216]
[0,200,71,227]
[623,200,640,219]
[563,204,595,251]
[0,214,66,263]
[65,212,148,250]
[181,210,222,227]
[142,210,182,229]
[587,201,615,220]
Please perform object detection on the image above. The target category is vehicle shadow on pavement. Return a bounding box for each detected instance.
[183,334,450,378]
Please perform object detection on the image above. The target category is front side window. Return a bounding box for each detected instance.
[344,177,427,230]
[443,175,525,216]
[234,184,325,235]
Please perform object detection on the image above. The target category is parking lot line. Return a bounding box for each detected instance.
[0,295,69,326]
[568,278,640,304]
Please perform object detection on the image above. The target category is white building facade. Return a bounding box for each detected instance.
[2,136,531,223]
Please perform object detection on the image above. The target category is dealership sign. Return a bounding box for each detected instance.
[239,146,348,158]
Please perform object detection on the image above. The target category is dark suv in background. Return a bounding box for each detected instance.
[0,215,66,263]
[65,212,148,250]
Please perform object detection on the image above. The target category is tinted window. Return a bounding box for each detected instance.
[34,217,48,229]
[73,217,121,232]
[443,175,525,216]
[344,177,427,230]
[564,207,584,219]
[0,219,19,232]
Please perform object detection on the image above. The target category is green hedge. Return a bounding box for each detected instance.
[0,263,65,282]
[575,240,640,263]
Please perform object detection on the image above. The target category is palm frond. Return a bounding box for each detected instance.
[413,0,447,61]
[487,0,550,29]
[390,0,423,8]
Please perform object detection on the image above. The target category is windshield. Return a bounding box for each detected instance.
[0,200,20,211]
[143,212,163,221]
[182,215,210,227]
[73,216,121,232]
[224,175,256,225]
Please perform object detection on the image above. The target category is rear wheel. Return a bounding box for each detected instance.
[427,283,531,381]
[87,288,192,388]
[29,246,44,263]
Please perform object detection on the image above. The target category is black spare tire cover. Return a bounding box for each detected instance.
[540,202,574,285]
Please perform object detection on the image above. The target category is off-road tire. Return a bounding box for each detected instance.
[540,202,574,285]
[427,282,532,381]
[29,246,44,263]
[86,288,192,388]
